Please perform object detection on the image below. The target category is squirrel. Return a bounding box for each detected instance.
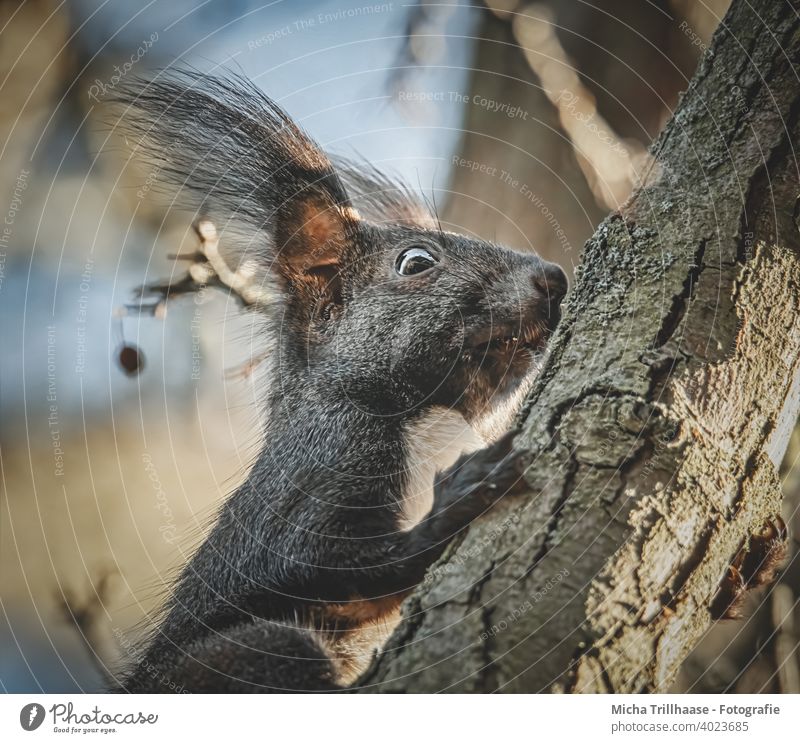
[115,72,568,692]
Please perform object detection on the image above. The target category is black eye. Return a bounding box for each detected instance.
[395,246,438,276]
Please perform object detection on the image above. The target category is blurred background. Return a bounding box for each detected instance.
[1,0,797,693]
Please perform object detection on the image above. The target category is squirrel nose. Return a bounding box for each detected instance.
[533,260,568,304]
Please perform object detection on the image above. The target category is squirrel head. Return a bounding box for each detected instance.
[314,219,566,426]
[119,72,567,428]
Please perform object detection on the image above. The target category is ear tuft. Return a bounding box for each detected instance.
[116,71,360,297]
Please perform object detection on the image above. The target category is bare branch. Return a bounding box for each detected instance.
[133,219,270,315]
[55,571,119,688]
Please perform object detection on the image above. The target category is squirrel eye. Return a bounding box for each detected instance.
[395,246,438,276]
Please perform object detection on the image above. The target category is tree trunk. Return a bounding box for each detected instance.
[358,0,800,692]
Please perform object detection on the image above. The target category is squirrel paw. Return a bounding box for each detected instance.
[710,516,788,620]
[430,430,530,535]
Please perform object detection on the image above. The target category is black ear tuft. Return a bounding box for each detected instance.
[335,158,436,229]
[115,70,359,296]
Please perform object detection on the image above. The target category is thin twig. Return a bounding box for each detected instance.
[55,571,120,689]
[132,219,271,315]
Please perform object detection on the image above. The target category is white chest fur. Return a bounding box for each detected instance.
[398,406,486,531]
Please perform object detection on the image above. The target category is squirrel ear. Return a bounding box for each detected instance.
[275,195,360,303]
[116,73,363,304]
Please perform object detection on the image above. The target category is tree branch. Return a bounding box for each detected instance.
[134,219,270,315]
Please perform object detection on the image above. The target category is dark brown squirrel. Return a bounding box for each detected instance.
[116,72,568,692]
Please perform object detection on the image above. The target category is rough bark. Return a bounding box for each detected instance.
[358,0,800,692]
